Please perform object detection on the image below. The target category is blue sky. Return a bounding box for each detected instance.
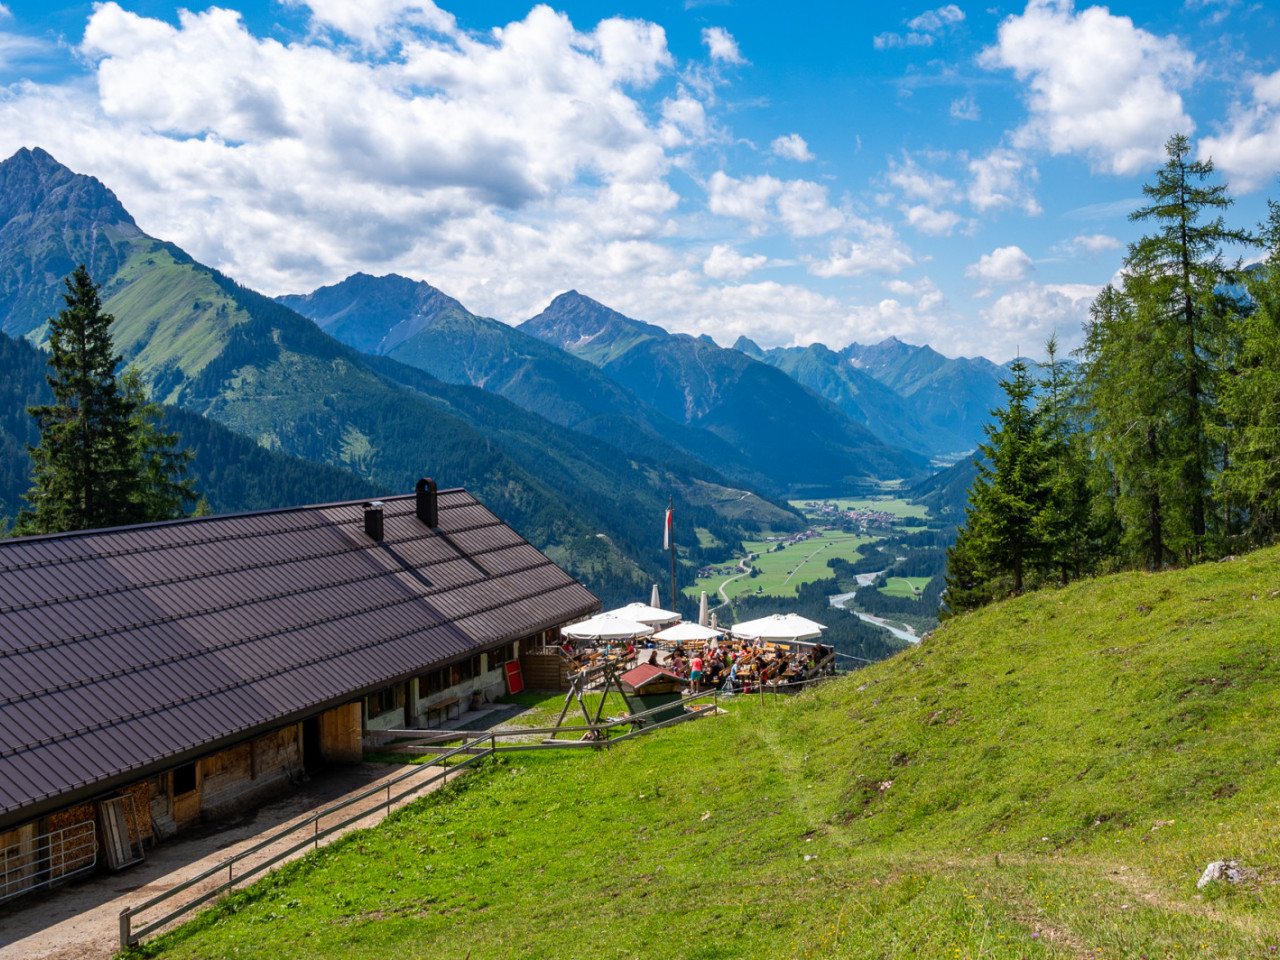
[0,0,1277,359]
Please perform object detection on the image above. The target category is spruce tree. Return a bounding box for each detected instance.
[946,359,1052,604]
[17,266,197,534]
[121,369,197,522]
[1217,201,1280,542]
[1037,335,1094,583]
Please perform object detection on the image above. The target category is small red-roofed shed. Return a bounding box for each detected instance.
[619,664,685,722]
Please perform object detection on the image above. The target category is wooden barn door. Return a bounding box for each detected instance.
[98,797,144,871]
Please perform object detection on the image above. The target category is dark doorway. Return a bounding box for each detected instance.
[302,716,322,773]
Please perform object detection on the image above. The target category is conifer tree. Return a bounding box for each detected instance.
[1115,134,1253,560]
[1217,201,1280,542]
[17,266,197,534]
[1037,335,1094,583]
[1080,284,1173,568]
[121,369,197,522]
[946,359,1052,603]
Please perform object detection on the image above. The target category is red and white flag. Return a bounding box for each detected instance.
[664,505,672,550]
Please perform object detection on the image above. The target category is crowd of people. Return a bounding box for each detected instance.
[562,635,834,694]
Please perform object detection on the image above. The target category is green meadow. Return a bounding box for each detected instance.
[132,547,1280,959]
[878,575,934,599]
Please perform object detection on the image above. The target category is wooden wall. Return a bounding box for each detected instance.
[0,822,38,901]
[318,703,362,763]
[200,725,302,821]
[519,651,570,691]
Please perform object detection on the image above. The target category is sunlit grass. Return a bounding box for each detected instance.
[129,549,1280,959]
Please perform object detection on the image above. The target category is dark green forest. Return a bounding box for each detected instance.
[947,135,1280,614]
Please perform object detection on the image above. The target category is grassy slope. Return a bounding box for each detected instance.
[136,550,1280,959]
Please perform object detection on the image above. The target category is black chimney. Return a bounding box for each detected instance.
[363,501,384,541]
[415,477,438,528]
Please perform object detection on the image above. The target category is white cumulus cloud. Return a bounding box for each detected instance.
[703,244,768,279]
[1069,233,1122,254]
[284,0,457,46]
[979,0,1196,175]
[886,155,957,205]
[979,281,1098,357]
[1198,68,1280,192]
[968,147,1041,215]
[7,1,692,304]
[707,171,844,237]
[902,204,964,236]
[808,220,915,278]
[966,245,1035,289]
[771,133,814,162]
[907,4,965,32]
[701,26,744,64]
[876,3,964,50]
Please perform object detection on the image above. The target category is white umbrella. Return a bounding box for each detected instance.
[729,613,828,643]
[605,601,680,626]
[652,621,721,644]
[562,614,655,641]
[650,583,661,608]
[698,590,709,626]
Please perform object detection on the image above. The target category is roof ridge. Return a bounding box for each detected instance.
[0,486,471,549]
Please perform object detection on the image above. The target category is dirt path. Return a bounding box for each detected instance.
[0,760,455,960]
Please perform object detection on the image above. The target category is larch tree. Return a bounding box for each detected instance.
[1120,134,1254,560]
[1217,201,1280,542]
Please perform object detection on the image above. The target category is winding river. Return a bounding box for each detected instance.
[828,575,920,645]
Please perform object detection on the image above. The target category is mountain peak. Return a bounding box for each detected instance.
[0,147,142,337]
[732,335,764,359]
[519,290,669,354]
[277,272,476,355]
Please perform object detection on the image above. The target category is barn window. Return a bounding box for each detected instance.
[173,763,197,796]
[366,687,401,717]
[422,668,446,694]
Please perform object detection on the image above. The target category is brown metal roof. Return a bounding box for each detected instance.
[619,664,684,691]
[0,488,599,829]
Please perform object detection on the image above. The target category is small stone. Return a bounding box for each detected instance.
[1197,860,1258,888]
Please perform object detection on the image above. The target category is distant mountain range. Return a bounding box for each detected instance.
[734,336,1006,460]
[277,274,768,492]
[282,276,1007,477]
[282,274,931,495]
[0,148,807,606]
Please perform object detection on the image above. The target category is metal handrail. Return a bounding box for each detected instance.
[120,731,494,945]
[118,688,730,949]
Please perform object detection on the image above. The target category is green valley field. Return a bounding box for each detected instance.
[687,530,875,601]
[131,547,1280,959]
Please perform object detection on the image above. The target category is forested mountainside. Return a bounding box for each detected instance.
[278,273,774,494]
[736,335,1004,459]
[0,330,386,528]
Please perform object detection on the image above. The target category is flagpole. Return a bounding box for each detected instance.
[668,496,676,614]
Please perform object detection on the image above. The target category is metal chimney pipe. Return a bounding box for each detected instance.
[415,477,438,528]
[363,501,384,541]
